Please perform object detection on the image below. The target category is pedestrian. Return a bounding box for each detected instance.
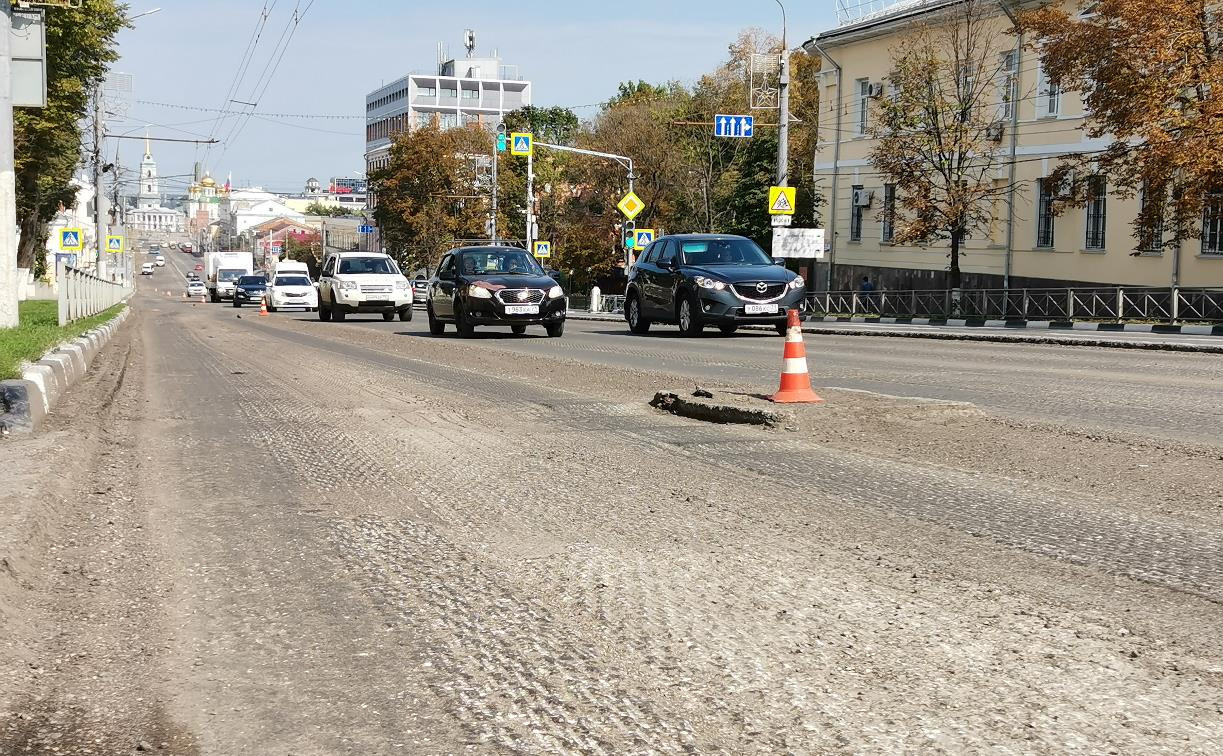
[859,275,876,314]
[859,275,875,294]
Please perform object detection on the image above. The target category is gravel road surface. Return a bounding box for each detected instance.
[1,265,1220,754]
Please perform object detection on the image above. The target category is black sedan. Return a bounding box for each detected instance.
[426,246,566,338]
[232,274,267,308]
[625,234,806,336]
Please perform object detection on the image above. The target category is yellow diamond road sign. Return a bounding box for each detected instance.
[617,191,644,220]
[769,186,796,215]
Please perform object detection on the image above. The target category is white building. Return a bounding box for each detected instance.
[221,187,306,237]
[128,135,185,233]
[364,35,532,179]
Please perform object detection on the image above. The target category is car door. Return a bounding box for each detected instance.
[432,254,456,318]
[319,255,337,305]
[652,240,682,316]
[635,242,663,316]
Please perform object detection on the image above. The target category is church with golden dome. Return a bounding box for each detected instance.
[185,169,231,234]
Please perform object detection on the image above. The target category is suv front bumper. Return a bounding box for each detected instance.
[695,287,807,326]
[464,296,566,325]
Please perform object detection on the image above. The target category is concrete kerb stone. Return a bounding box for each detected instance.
[2,305,130,435]
[0,379,47,435]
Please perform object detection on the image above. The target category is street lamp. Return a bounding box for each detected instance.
[771,0,790,187]
[126,8,162,22]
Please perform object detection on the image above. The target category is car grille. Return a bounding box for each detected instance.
[494,288,546,305]
[733,282,788,302]
[361,284,393,295]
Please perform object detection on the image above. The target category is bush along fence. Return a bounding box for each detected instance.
[58,261,132,326]
[805,287,1223,324]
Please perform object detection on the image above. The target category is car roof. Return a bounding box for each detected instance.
[661,234,751,242]
[330,251,389,259]
[449,245,528,255]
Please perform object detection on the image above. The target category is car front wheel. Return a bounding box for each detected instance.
[455,304,474,338]
[545,321,564,338]
[382,311,395,322]
[677,294,703,337]
[318,302,332,322]
[427,304,445,335]
[399,307,413,322]
[626,294,650,334]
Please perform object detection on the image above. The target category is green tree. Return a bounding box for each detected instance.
[15,0,128,270]
[502,105,579,145]
[304,201,350,217]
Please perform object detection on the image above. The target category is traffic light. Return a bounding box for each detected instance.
[621,221,636,249]
[496,133,507,152]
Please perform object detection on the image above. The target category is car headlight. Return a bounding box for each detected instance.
[548,285,564,299]
[336,280,358,292]
[468,285,492,299]
[789,275,805,289]
[394,280,410,290]
[694,276,726,291]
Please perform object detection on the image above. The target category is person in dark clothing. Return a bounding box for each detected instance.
[859,275,875,293]
[859,275,876,313]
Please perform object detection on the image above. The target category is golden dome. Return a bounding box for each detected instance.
[200,176,216,187]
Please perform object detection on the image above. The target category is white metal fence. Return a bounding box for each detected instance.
[806,287,1223,323]
[57,262,132,326]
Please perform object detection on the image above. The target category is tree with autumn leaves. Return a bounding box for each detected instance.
[1021,0,1223,254]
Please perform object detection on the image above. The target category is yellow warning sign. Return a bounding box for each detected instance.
[617,191,645,220]
[769,186,796,215]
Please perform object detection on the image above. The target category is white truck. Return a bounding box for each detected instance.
[205,251,254,302]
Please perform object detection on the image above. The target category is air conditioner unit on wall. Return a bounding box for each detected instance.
[853,189,875,207]
[868,82,885,99]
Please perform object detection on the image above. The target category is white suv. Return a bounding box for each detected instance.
[317,251,413,322]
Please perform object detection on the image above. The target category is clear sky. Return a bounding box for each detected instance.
[107,1,839,196]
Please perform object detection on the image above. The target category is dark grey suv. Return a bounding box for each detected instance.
[624,234,805,336]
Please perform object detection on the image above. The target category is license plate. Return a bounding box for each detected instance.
[504,305,539,315]
[745,303,779,315]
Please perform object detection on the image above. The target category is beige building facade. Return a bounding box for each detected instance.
[804,0,1223,290]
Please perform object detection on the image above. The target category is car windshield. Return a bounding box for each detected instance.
[275,276,311,286]
[458,249,543,276]
[338,257,398,275]
[218,270,246,282]
[679,238,773,266]
[238,276,266,285]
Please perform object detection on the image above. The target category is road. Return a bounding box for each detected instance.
[1,258,1221,753]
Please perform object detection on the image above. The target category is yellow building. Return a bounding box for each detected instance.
[804,0,1223,290]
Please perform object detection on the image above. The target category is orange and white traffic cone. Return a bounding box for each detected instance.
[259,301,269,317]
[770,309,824,404]
[199,293,206,303]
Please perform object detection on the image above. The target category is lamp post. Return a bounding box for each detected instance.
[772,0,790,187]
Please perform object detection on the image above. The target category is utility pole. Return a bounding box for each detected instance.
[775,0,790,187]
[92,89,106,277]
[0,1,18,328]
[491,124,504,243]
[525,148,534,251]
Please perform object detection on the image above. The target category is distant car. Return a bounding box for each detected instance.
[412,277,429,304]
[264,273,318,312]
[624,233,806,336]
[232,274,267,308]
[140,262,155,276]
[155,255,165,267]
[426,246,565,338]
[186,280,206,297]
[194,264,203,271]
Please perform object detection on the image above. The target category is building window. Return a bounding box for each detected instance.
[415,112,433,129]
[1203,196,1223,254]
[1036,177,1056,248]
[441,87,458,98]
[462,88,480,99]
[1139,182,1164,253]
[998,51,1018,121]
[1037,62,1061,117]
[882,183,896,243]
[850,184,864,241]
[419,86,436,97]
[440,113,458,129]
[856,79,870,135]
[1085,175,1106,250]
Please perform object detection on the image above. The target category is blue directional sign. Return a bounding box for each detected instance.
[358,224,375,234]
[715,114,754,139]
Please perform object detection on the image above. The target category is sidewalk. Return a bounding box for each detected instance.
[565,310,1223,354]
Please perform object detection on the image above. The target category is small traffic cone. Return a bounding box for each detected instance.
[258,301,269,317]
[770,309,824,404]
[199,293,206,303]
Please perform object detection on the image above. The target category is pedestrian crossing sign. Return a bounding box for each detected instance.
[769,186,796,215]
[105,235,124,253]
[533,240,551,258]
[634,229,655,249]
[511,132,533,156]
[60,228,83,251]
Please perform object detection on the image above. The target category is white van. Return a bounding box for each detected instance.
[271,260,310,279]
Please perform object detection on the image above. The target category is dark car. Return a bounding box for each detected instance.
[624,234,806,336]
[412,277,429,306]
[232,274,267,308]
[426,246,565,338]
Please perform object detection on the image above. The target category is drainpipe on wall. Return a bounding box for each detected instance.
[805,39,843,292]
[999,0,1022,291]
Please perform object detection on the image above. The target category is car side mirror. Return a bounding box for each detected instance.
[439,270,454,281]
[772,257,786,266]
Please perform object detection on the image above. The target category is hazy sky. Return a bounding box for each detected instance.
[108,1,839,195]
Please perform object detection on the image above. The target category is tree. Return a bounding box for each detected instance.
[868,0,1015,289]
[14,1,128,270]
[1022,0,1223,253]
[304,201,350,217]
[502,106,579,145]
[370,124,491,273]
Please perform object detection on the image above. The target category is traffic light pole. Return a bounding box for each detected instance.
[0,1,18,328]
[533,141,636,264]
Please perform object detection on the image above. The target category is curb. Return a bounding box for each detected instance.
[0,307,130,435]
[564,311,1223,354]
[808,315,1223,336]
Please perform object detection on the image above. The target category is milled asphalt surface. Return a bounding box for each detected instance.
[0,250,1218,754]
